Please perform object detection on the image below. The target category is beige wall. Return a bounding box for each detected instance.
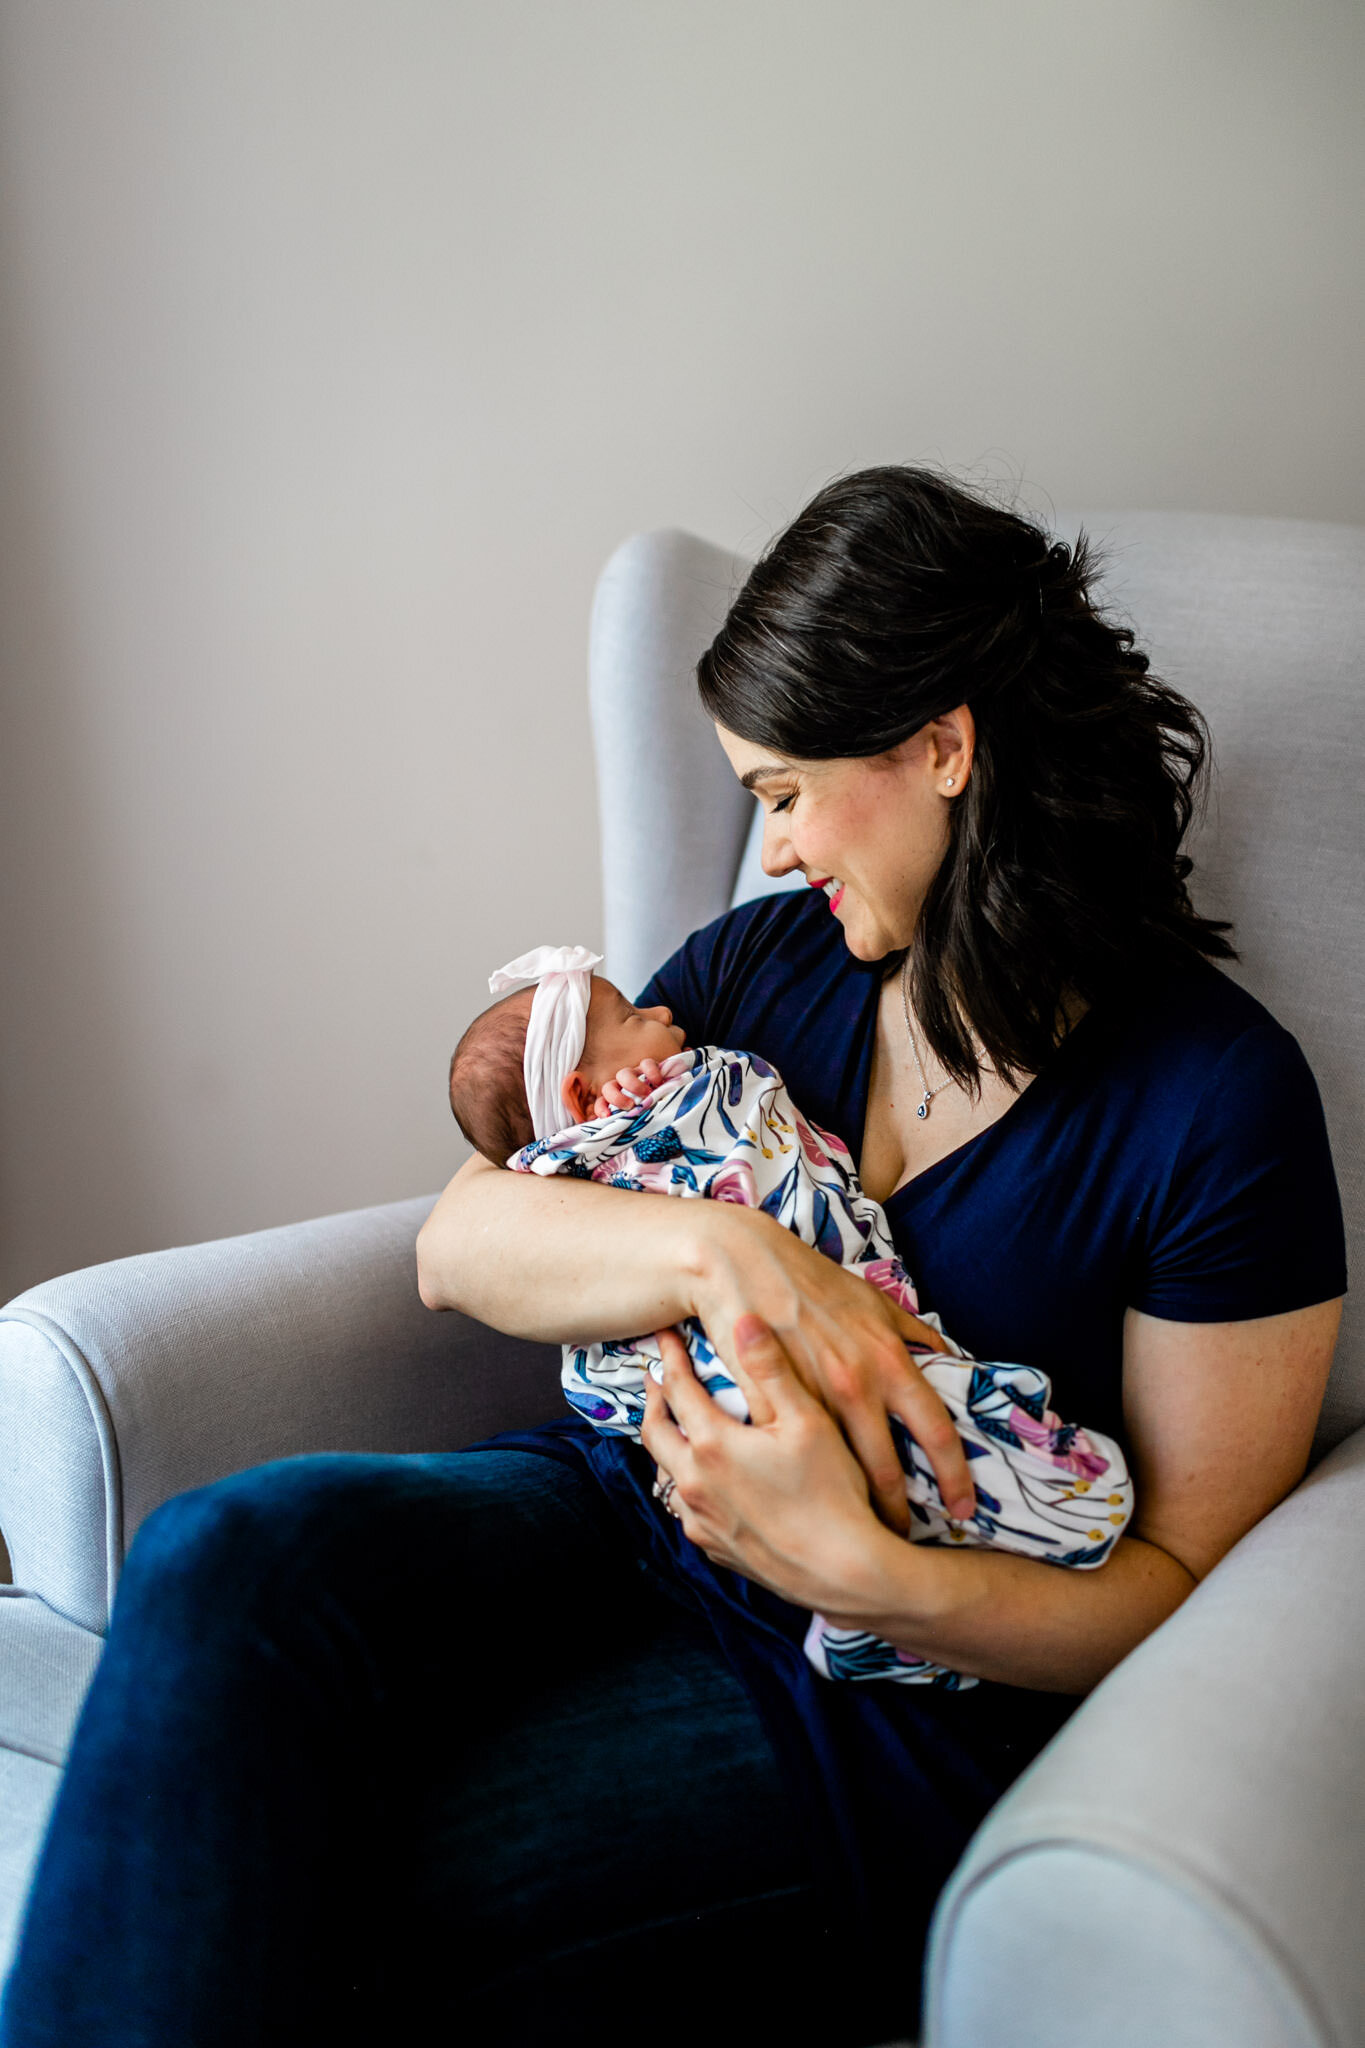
[1,0,1361,1299]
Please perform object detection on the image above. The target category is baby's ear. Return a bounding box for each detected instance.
[561,1071,597,1124]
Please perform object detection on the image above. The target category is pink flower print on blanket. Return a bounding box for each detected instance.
[588,1152,674,1193]
[1008,1403,1112,1483]
[792,1113,838,1170]
[857,1257,921,1318]
[807,1117,853,1160]
[587,1150,756,1204]
[708,1159,757,1205]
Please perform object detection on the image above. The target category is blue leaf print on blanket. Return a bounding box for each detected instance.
[674,1067,714,1120]
[635,1127,684,1163]
[810,1189,845,1264]
[759,1163,798,1226]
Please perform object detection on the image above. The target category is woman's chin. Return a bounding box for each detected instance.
[839,921,883,962]
[837,905,907,962]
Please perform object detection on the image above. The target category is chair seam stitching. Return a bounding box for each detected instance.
[0,1307,125,1630]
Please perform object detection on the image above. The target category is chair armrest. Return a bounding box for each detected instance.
[0,1197,561,1634]
[924,1423,1365,2048]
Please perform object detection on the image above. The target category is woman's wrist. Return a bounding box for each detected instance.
[814,1520,958,1638]
[678,1198,769,1323]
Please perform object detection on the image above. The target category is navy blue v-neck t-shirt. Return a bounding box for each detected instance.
[493,888,1346,1973]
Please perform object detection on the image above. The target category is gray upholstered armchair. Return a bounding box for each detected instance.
[1,512,1361,2047]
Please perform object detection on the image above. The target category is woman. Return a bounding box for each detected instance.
[2,468,1345,2048]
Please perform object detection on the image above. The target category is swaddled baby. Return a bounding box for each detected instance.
[448,945,1134,1688]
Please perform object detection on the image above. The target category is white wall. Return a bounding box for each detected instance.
[2,0,1362,1298]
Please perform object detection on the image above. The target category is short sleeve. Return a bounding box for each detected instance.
[1133,1022,1348,1323]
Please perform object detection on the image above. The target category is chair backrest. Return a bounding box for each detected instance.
[590,513,1363,1447]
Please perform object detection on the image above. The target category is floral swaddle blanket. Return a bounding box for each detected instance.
[511,1046,1133,1688]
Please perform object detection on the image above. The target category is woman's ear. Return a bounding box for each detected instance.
[561,1071,597,1124]
[927,704,975,794]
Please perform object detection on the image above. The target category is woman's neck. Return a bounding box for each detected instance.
[857,981,1089,1207]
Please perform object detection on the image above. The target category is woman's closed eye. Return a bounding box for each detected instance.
[770,792,796,814]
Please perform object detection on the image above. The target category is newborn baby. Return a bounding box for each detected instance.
[449,945,1134,1687]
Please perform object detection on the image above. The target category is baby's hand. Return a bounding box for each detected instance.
[592,1059,666,1119]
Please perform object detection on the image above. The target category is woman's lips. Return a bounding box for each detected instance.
[828,884,845,912]
[808,874,844,913]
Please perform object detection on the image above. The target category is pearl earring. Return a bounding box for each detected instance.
[945,778,955,789]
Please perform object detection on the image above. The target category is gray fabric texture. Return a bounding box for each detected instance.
[934,1848,1318,2048]
[0,1748,63,1997]
[0,1323,113,1635]
[924,1421,1365,2048]
[0,1591,103,1768]
[0,1196,561,1631]
[1062,512,1363,1449]
[591,528,755,999]
[0,1596,103,1994]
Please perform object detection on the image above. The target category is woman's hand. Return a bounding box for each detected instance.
[643,1321,914,1616]
[686,1204,975,1533]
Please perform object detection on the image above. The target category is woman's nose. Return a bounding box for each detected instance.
[760,816,799,878]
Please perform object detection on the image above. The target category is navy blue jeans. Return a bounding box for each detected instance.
[0,1448,909,2047]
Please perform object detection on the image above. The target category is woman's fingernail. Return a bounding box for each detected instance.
[950,1496,976,1522]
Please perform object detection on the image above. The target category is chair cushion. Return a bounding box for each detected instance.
[0,1590,103,1989]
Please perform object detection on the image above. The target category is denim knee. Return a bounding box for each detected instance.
[117,1455,388,1634]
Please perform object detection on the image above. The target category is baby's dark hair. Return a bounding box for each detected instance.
[448,988,535,1165]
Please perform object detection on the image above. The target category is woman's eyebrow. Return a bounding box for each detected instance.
[739,765,791,790]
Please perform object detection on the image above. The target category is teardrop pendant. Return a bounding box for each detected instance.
[917,1098,930,1120]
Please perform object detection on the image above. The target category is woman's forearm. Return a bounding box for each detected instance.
[416,1155,715,1343]
[828,1527,1196,1694]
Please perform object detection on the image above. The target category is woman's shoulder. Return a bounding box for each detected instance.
[1078,953,1300,1084]
[1063,954,1333,1189]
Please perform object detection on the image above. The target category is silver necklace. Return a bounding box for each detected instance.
[900,956,952,1120]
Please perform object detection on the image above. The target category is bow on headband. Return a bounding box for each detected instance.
[488,944,604,1144]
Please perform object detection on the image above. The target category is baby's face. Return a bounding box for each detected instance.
[580,978,687,1086]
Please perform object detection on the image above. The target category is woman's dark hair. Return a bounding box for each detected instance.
[697,465,1235,1092]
